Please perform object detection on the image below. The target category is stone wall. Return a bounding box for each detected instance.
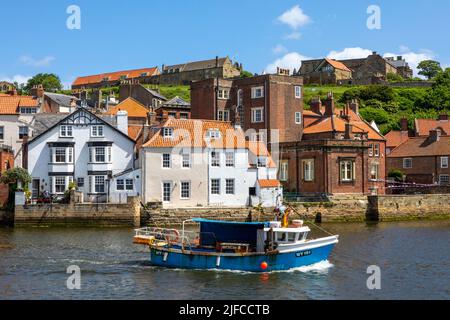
[373,194,450,221]
[14,196,140,227]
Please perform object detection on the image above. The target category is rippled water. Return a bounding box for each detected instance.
[0,220,449,300]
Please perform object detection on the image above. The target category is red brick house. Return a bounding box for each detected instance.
[190,74,304,145]
[280,95,386,195]
[0,145,14,207]
[387,129,450,185]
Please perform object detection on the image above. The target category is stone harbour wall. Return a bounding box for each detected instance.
[14,197,141,227]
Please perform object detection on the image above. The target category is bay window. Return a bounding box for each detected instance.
[89,147,111,163]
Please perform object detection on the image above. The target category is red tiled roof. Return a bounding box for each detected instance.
[324,58,352,72]
[128,125,143,141]
[72,67,159,86]
[388,136,450,157]
[105,98,149,118]
[142,118,247,149]
[247,141,277,168]
[385,130,410,148]
[258,179,281,188]
[415,118,450,136]
[0,95,39,114]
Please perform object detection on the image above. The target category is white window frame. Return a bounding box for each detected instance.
[225,152,235,167]
[116,179,125,191]
[225,179,235,195]
[180,181,191,199]
[370,163,379,180]
[251,107,264,123]
[0,126,4,140]
[54,176,67,194]
[19,126,29,139]
[125,179,133,191]
[207,129,221,139]
[217,110,230,122]
[210,179,221,195]
[403,158,413,169]
[162,127,174,138]
[182,152,191,168]
[251,86,264,99]
[374,144,380,157]
[162,154,171,168]
[211,151,220,167]
[218,88,230,100]
[94,176,106,193]
[441,157,449,169]
[60,125,73,137]
[257,157,267,168]
[162,181,172,202]
[280,161,289,182]
[294,86,302,99]
[302,159,314,182]
[295,112,302,124]
[91,125,104,137]
[340,160,355,182]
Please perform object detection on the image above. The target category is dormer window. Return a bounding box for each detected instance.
[102,77,110,82]
[257,157,268,167]
[162,127,174,138]
[207,129,221,139]
[140,72,148,77]
[119,75,127,80]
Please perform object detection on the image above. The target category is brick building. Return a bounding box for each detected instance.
[190,74,304,145]
[154,96,191,123]
[298,51,412,85]
[280,95,386,195]
[387,129,450,185]
[0,145,14,207]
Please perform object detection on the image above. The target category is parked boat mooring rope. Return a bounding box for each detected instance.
[287,205,335,237]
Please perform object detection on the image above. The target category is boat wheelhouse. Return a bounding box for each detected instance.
[134,219,338,272]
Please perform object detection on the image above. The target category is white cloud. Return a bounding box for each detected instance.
[278,5,311,30]
[19,55,55,67]
[284,32,302,40]
[272,44,288,55]
[327,47,373,60]
[383,49,435,77]
[265,52,313,74]
[0,74,32,85]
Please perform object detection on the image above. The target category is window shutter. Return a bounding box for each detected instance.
[89,148,93,163]
[50,177,54,194]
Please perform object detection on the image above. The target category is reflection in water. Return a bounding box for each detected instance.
[0,220,449,300]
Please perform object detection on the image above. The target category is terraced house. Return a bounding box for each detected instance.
[140,119,281,208]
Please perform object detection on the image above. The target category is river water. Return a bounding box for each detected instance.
[0,220,449,300]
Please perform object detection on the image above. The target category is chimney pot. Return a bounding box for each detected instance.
[116,110,128,134]
[324,92,335,117]
[345,123,353,140]
[310,97,322,115]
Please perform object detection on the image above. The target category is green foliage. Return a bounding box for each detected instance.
[387,72,404,82]
[240,70,253,78]
[417,60,442,80]
[24,73,63,93]
[0,167,32,187]
[359,107,390,125]
[158,85,190,101]
[68,181,77,191]
[388,169,404,181]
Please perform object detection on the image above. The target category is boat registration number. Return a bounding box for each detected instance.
[296,250,312,257]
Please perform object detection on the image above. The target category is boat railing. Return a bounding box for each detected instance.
[134,227,216,251]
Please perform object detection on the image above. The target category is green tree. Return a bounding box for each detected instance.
[24,73,63,93]
[240,70,253,78]
[387,72,404,82]
[422,68,450,110]
[417,60,442,80]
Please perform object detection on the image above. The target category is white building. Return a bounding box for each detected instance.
[26,108,141,203]
[141,119,282,208]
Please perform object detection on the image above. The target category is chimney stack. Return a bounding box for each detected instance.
[37,84,44,98]
[324,92,335,117]
[400,118,408,132]
[147,111,157,125]
[116,110,129,134]
[310,97,322,115]
[344,123,353,140]
[215,56,219,68]
[349,99,359,114]
[429,129,441,142]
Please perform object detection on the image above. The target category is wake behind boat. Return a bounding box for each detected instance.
[134,214,339,272]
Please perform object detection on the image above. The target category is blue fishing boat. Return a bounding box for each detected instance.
[134,218,338,272]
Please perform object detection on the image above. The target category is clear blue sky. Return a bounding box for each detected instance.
[1,0,449,88]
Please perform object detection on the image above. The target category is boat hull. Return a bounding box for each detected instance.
[147,240,337,272]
